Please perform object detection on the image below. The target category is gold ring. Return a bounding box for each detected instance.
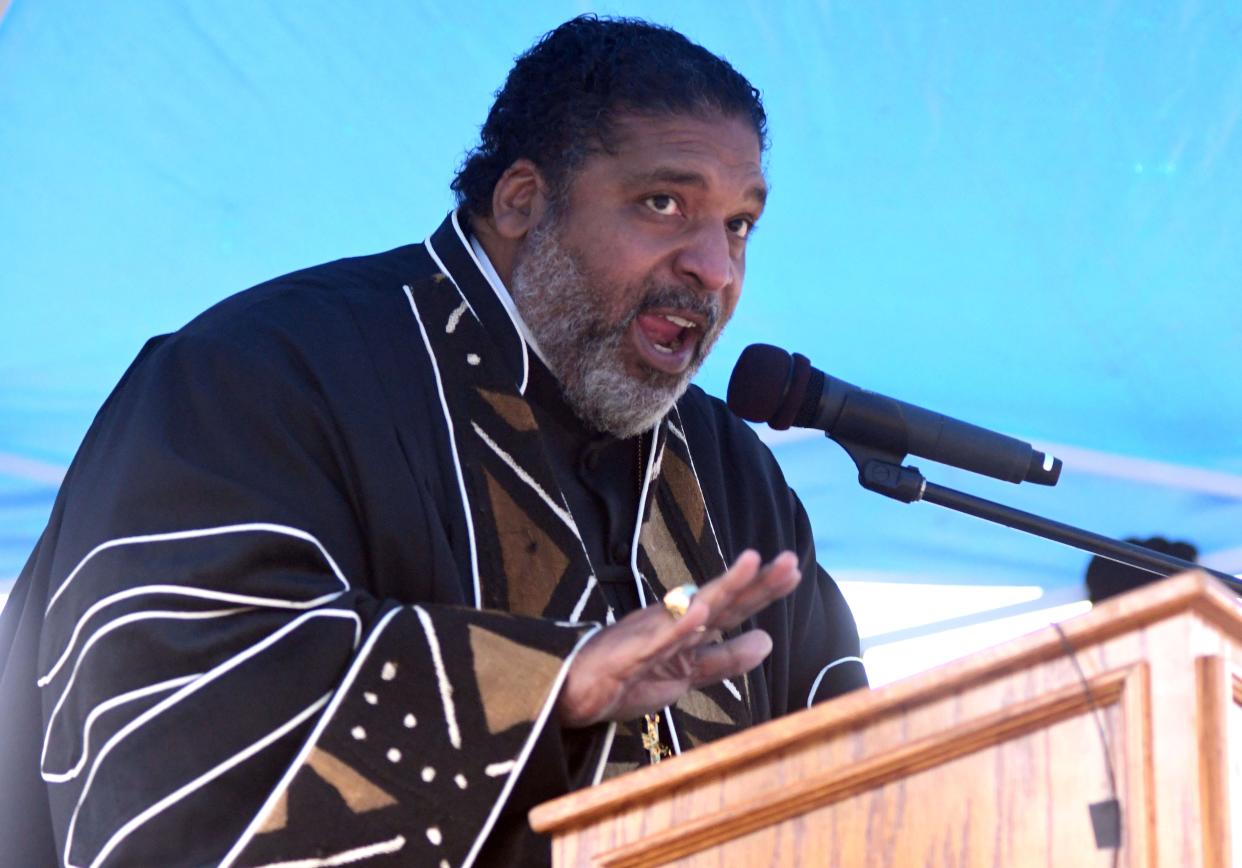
[662,583,698,620]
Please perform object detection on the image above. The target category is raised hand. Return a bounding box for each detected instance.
[557,550,800,728]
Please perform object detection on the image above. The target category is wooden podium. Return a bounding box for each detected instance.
[531,571,1242,866]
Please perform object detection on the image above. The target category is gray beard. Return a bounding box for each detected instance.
[509,217,724,439]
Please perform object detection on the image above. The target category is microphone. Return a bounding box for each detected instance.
[727,343,1061,486]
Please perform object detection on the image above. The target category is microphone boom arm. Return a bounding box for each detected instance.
[835,437,1242,593]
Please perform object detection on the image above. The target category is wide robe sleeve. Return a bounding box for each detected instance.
[28,301,601,867]
[675,391,868,720]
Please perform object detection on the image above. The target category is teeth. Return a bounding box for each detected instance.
[661,314,696,329]
[652,341,676,354]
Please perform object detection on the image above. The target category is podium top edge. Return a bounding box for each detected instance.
[530,570,1239,834]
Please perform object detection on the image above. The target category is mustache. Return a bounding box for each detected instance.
[629,285,721,331]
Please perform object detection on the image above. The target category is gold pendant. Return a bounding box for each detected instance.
[642,713,671,764]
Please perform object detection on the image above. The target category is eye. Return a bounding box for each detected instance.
[644,194,681,216]
[728,216,756,240]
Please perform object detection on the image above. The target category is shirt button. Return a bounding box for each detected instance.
[610,542,630,564]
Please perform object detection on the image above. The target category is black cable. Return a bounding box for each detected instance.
[1052,622,1121,868]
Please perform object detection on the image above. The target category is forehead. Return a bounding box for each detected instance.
[579,112,767,200]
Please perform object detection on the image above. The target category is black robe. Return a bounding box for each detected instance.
[0,211,866,867]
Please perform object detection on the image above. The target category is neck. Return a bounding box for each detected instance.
[468,213,520,287]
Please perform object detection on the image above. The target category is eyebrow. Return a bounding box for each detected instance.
[624,167,768,207]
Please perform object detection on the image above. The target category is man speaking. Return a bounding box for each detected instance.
[0,16,866,866]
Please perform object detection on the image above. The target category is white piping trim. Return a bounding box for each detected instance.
[806,656,866,709]
[46,523,352,616]
[568,576,597,624]
[403,283,482,609]
[219,607,402,868]
[82,696,330,868]
[41,674,200,783]
[63,609,361,868]
[461,624,601,868]
[471,422,579,533]
[629,425,662,609]
[665,704,684,757]
[253,834,407,868]
[41,584,346,687]
[721,678,742,702]
[591,722,618,787]
[452,209,530,396]
[413,605,461,750]
[41,608,252,758]
[421,237,479,323]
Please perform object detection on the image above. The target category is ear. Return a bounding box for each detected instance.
[490,159,553,241]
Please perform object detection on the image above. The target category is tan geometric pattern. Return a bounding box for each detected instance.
[256,790,289,833]
[660,449,706,542]
[483,468,569,617]
[675,689,734,726]
[638,496,694,592]
[304,748,398,814]
[477,387,538,432]
[469,624,564,734]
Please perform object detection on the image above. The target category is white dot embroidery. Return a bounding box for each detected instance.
[426,827,442,846]
[454,773,467,789]
[466,353,481,366]
[364,691,378,705]
[421,766,436,783]
[350,726,366,741]
[381,661,397,681]
[387,748,402,763]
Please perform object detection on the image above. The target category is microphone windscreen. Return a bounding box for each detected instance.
[727,344,793,423]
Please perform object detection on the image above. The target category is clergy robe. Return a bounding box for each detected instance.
[0,211,866,867]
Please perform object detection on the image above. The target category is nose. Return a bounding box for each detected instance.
[673,221,735,297]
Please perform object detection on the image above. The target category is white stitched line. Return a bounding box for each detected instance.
[40,585,345,688]
[45,523,351,616]
[806,656,866,709]
[568,576,597,624]
[484,760,514,777]
[629,424,661,609]
[422,237,479,323]
[252,834,407,868]
[60,609,361,868]
[83,695,330,868]
[404,282,482,609]
[462,624,601,868]
[219,607,403,868]
[40,608,252,759]
[451,209,530,395]
[591,722,617,787]
[41,674,200,783]
[471,422,579,533]
[414,605,461,749]
[445,300,469,334]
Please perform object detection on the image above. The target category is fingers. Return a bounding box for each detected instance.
[689,549,802,634]
[688,629,773,687]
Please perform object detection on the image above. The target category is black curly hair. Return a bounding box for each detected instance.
[451,15,767,216]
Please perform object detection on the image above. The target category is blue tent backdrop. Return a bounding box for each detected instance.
[2,1,1240,661]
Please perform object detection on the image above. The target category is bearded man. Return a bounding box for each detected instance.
[0,15,866,868]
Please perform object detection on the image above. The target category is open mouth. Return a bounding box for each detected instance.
[632,311,704,373]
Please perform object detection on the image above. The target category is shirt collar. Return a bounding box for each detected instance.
[468,234,549,366]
